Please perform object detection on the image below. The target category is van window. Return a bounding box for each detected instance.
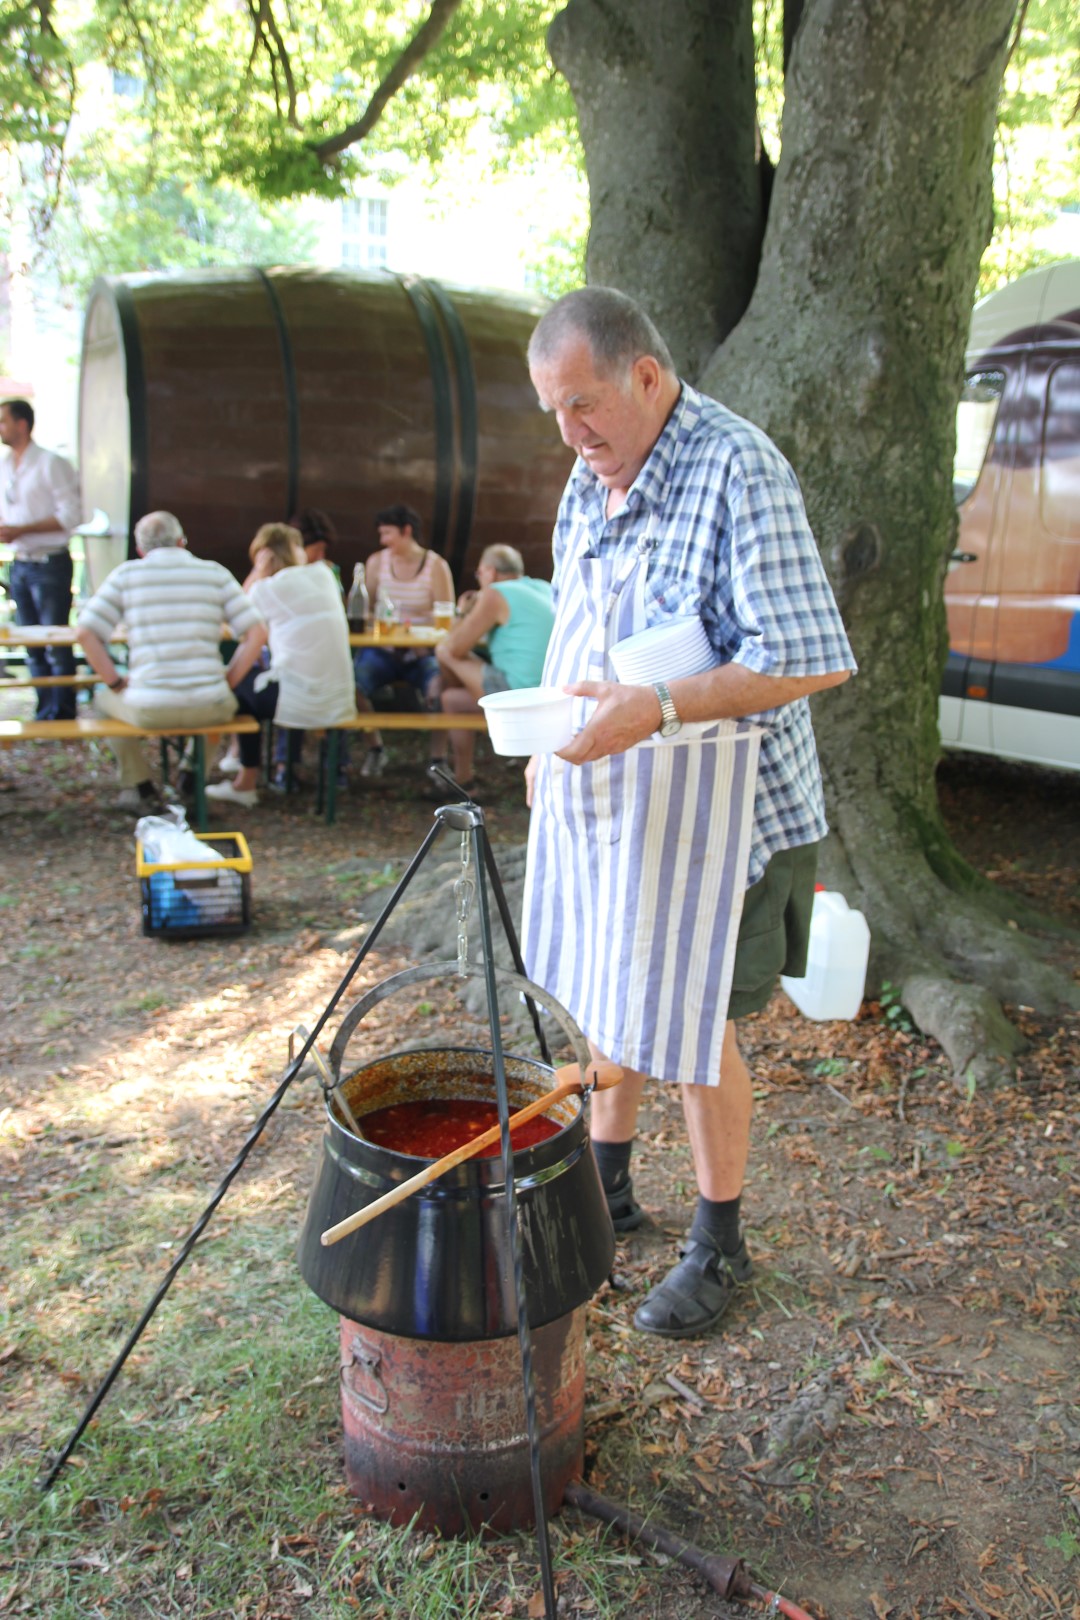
[1040,361,1080,540]
[954,370,1005,504]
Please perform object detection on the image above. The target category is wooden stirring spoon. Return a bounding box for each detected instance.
[320,1059,623,1246]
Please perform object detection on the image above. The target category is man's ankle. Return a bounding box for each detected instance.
[692,1193,742,1255]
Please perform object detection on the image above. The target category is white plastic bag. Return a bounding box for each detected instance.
[135,805,225,878]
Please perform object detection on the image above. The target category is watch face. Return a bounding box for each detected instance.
[660,716,681,737]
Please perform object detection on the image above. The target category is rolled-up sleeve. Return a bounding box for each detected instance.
[49,456,83,534]
[77,573,124,639]
[220,573,264,637]
[726,476,856,679]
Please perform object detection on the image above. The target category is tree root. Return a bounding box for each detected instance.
[898,970,1028,1090]
[824,799,1078,1088]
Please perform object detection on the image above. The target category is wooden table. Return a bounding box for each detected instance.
[2,625,447,651]
[0,623,80,648]
[349,627,448,650]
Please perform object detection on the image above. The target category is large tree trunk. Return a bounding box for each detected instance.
[548,0,763,376]
[550,0,1078,1085]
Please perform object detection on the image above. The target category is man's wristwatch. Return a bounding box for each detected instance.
[652,680,682,738]
[108,676,125,691]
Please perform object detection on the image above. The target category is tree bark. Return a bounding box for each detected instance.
[548,0,764,377]
[552,0,1079,1085]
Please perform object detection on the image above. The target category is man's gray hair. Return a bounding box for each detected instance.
[481,543,524,577]
[528,287,675,381]
[135,510,186,551]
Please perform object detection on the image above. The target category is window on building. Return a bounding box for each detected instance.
[342,198,389,269]
[111,71,143,99]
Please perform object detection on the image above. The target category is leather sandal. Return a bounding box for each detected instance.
[632,1226,753,1338]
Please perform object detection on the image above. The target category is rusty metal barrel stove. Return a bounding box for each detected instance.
[296,970,615,1535]
[78,267,571,591]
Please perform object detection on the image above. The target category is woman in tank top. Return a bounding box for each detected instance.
[353,504,455,778]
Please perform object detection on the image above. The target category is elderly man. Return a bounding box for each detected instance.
[434,543,554,793]
[77,511,265,811]
[0,398,83,719]
[521,287,856,1339]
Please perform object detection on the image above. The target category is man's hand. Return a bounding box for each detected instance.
[524,754,538,807]
[0,524,22,543]
[556,681,660,764]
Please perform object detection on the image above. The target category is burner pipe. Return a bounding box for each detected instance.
[564,1481,821,1619]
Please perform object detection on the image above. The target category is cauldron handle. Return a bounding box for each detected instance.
[290,1023,365,1138]
[326,960,592,1086]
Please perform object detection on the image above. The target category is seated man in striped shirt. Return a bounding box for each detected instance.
[77,510,266,811]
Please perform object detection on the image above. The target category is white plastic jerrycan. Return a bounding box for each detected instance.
[781,887,871,1021]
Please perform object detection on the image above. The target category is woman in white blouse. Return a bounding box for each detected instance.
[207,523,356,808]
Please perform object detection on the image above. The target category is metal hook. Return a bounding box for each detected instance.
[291,1023,365,1138]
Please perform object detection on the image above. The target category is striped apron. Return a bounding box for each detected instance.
[520,524,761,1086]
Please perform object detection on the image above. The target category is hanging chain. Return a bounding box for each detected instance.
[453,829,474,975]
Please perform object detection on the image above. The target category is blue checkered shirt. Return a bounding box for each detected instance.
[551,383,857,883]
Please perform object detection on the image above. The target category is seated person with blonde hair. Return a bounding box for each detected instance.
[435,544,554,793]
[207,522,356,808]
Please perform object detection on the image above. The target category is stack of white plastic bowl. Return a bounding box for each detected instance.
[478,686,575,755]
[608,616,715,684]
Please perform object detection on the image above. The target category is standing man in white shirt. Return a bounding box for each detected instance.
[0,398,84,719]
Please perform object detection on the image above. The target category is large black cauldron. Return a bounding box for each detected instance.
[296,968,615,1342]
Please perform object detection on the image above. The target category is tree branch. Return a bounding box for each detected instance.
[244,0,300,128]
[1004,0,1031,71]
[312,0,464,163]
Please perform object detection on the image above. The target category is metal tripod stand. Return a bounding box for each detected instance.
[40,777,562,1620]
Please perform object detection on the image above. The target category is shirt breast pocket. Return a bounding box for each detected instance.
[643,570,704,622]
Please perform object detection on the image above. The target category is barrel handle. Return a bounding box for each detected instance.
[325,961,592,1087]
[340,1338,389,1415]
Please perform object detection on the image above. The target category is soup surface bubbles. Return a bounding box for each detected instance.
[360,1097,561,1159]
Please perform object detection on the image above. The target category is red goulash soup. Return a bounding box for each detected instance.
[361,1098,561,1159]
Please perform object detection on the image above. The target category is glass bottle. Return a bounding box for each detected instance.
[346,565,370,632]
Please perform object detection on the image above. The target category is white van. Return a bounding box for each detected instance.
[942,259,1080,772]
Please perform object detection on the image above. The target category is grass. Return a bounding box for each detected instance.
[1,1150,687,1620]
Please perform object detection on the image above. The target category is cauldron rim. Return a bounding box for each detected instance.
[328,1043,583,1174]
[298,1043,615,1336]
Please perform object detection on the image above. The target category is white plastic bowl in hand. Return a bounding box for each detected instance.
[608,616,714,684]
[478,686,575,754]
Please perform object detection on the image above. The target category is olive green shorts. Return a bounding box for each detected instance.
[727,842,820,1020]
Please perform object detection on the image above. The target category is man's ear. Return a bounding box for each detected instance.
[632,354,664,402]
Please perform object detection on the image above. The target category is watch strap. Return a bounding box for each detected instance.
[652,680,681,735]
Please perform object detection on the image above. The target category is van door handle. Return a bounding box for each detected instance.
[949,550,978,564]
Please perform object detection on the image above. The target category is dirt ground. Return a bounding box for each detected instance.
[0,727,1077,1620]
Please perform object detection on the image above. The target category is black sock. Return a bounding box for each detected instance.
[592,1139,634,1193]
[694,1193,742,1255]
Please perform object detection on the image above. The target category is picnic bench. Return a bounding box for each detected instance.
[0,715,261,830]
[319,712,490,824]
[0,674,98,691]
